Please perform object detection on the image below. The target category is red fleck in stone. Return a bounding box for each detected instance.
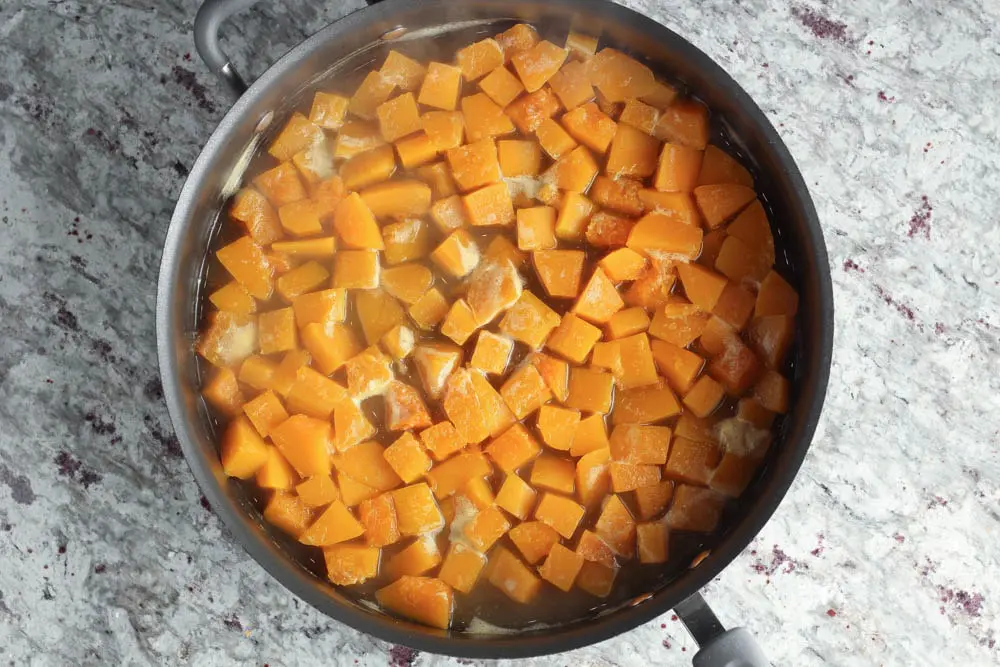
[827,609,837,617]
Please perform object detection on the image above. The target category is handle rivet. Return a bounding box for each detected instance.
[380,25,407,40]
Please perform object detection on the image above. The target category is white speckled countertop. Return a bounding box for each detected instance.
[1,0,998,664]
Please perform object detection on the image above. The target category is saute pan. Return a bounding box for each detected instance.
[156,0,834,662]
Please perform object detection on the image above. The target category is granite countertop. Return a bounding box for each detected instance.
[1,0,998,664]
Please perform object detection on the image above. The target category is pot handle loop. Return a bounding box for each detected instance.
[193,0,386,99]
[674,592,770,667]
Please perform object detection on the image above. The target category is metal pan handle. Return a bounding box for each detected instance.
[674,592,770,667]
[193,0,385,98]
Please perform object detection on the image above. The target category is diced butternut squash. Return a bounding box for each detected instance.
[385,537,442,578]
[655,143,703,193]
[426,451,492,499]
[464,256,523,327]
[611,382,682,425]
[753,369,790,413]
[635,480,675,520]
[479,65,525,106]
[607,124,660,178]
[309,91,349,130]
[333,250,381,289]
[607,306,651,339]
[439,543,488,594]
[547,60,594,109]
[284,366,347,420]
[499,290,561,348]
[531,250,584,300]
[546,313,602,364]
[446,138,501,192]
[333,399,376,452]
[461,93,516,142]
[264,492,313,538]
[408,287,450,330]
[338,471,379,507]
[495,474,537,520]
[242,390,289,438]
[536,117,578,160]
[217,236,273,300]
[565,366,614,414]
[412,342,462,399]
[511,40,567,92]
[231,187,282,245]
[636,521,669,563]
[299,500,364,546]
[333,441,402,491]
[561,102,617,154]
[296,474,340,508]
[391,483,446,534]
[515,206,556,250]
[268,112,324,162]
[707,337,761,395]
[270,350,310,398]
[536,405,582,452]
[587,48,656,102]
[485,422,542,473]
[755,271,799,317]
[507,522,558,566]
[495,23,540,61]
[575,448,611,508]
[577,560,619,596]
[456,38,505,81]
[489,547,543,603]
[464,182,515,227]
[594,494,636,558]
[648,302,710,347]
[254,162,307,208]
[470,330,514,375]
[609,461,660,492]
[545,145,599,192]
[505,87,562,134]
[333,120,386,160]
[500,363,552,419]
[665,484,725,532]
[615,333,658,389]
[574,268,624,324]
[747,315,794,369]
[384,380,433,432]
[395,131,439,169]
[609,424,670,465]
[626,212,703,258]
[463,505,511,551]
[570,414,609,457]
[693,183,756,229]
[697,145,753,187]
[586,211,634,248]
[380,50,427,91]
[651,339,704,395]
[676,263,727,311]
[340,144,397,191]
[384,432,433,484]
[443,368,491,444]
[538,542,585,592]
[461,476,495,511]
[619,98,660,135]
[376,576,454,629]
[203,367,244,416]
[276,261,328,303]
[360,180,432,220]
[291,288,346,330]
[736,397,776,429]
[528,352,571,403]
[683,375,726,418]
[209,281,257,317]
[713,282,756,330]
[377,92,423,142]
[654,99,709,149]
[664,436,721,486]
[531,453,576,494]
[359,493,401,547]
[590,176,645,216]
[333,192,383,250]
[324,544,381,585]
[381,323,416,361]
[534,492,585,539]
[220,416,269,479]
[623,259,678,311]
[349,71,396,120]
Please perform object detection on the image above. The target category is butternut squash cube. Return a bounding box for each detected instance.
[726,198,774,260]
[500,363,552,419]
[426,451,492,499]
[531,453,576,494]
[381,323,416,361]
[270,350,310,397]
[498,140,543,177]
[461,92,515,143]
[443,368,491,444]
[651,339,704,395]
[395,132,439,169]
[376,92,422,142]
[417,61,462,110]
[570,414,610,457]
[216,236,273,300]
[561,102,617,154]
[505,87,562,135]
[607,306,651,339]
[465,256,523,325]
[463,505,511,552]
[220,416,269,479]
[376,576,454,629]
[332,250,380,289]
[609,461,661,492]
[683,375,725,418]
[264,492,313,538]
[446,138,501,192]
[338,470,379,507]
[352,290,403,348]
[623,259,678,311]
[655,99,709,150]
[485,422,541,473]
[359,181,432,221]
[231,187,282,245]
[616,332,659,389]
[242,390,289,439]
[459,476,494,511]
[408,288,450,331]
[694,183,756,229]
[736,397,776,429]
[536,405,582,453]
[575,447,611,508]
[299,499,364,546]
[258,307,297,354]
[485,235,525,268]
[590,176,646,216]
[611,382,682,425]
[699,315,738,358]
[456,37,505,81]
[747,315,794,369]
[665,484,725,532]
[438,299,477,346]
[380,50,426,91]
[609,424,670,465]
[538,542,585,592]
[635,480,675,520]
[697,145,753,187]
[309,91,350,130]
[664,436,721,486]
[479,65,525,106]
[648,302,710,347]
[291,288,346,331]
[576,530,617,568]
[529,352,571,403]
[470,330,514,376]
[203,367,245,416]
[464,182,515,227]
[197,311,258,369]
[276,261,328,303]
[544,313,600,365]
[296,474,340,508]
[535,492,585,539]
[376,265,432,308]
[385,537,442,578]
[331,194,380,252]
[640,78,679,109]
[333,441,402,493]
[565,30,598,58]
[636,521,669,563]
[585,211,634,248]
[587,48,656,102]
[713,282,756,330]
[508,521,559,565]
[496,474,537,520]
[545,145,599,192]
[382,221,432,267]
[439,543,488,594]
[574,268,624,324]
[310,176,345,222]
[254,162,307,208]
[389,482,446,535]
[514,206,557,251]
[655,143,703,193]
[285,367,348,420]
[495,23,540,61]
[547,60,594,109]
[755,271,799,317]
[707,338,761,395]
[511,40,567,92]
[489,547,543,603]
[412,342,462,399]
[333,120,386,160]
[619,98,660,135]
[431,229,481,278]
[554,191,594,240]
[533,250,585,299]
[753,370,790,414]
[565,366,614,414]
[343,347,392,400]
[594,494,636,557]
[383,432,433,484]
[626,212,703,258]
[340,144,397,191]
[268,112,324,162]
[430,195,469,233]
[333,400,376,453]
[349,71,396,120]
[323,544,381,585]
[607,124,660,178]
[499,290,561,348]
[209,281,256,317]
[359,493,401,547]
[536,117,578,160]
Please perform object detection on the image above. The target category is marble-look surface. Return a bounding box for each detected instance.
[0,0,998,664]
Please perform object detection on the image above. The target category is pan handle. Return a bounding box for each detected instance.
[193,0,385,98]
[674,592,770,667]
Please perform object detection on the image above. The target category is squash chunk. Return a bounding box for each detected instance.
[376,576,454,629]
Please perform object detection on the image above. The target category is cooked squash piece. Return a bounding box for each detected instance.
[376,576,454,629]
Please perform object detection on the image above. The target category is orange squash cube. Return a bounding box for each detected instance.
[697,145,753,187]
[664,436,721,486]
[736,397,776,429]
[575,447,611,508]
[577,530,616,570]
[529,352,571,403]
[533,250,586,299]
[711,452,764,499]
[508,521,560,565]
[333,400,376,452]
[446,138,501,192]
[391,482,446,534]
[638,188,702,221]
[747,315,794,369]
[755,271,799,317]
[499,290,561,348]
[333,441,402,492]
[376,92,422,142]
[500,363,552,419]
[547,60,594,109]
[276,261,328,302]
[376,576,454,629]
[323,544,381,585]
[382,218,434,265]
[420,111,464,154]
[415,161,458,202]
[536,117,578,160]
[565,366,614,414]
[383,432,433,484]
[461,476,495,511]
[359,493,401,547]
[636,521,669,563]
[635,480,675,520]
[665,484,726,532]
[609,424,670,465]
[465,255,523,326]
[676,263,727,312]
[538,542,585,592]
[545,313,601,364]
[333,250,380,289]
[607,306,651,339]
[626,212,703,258]
[349,71,396,120]
[479,65,525,106]
[530,454,576,494]
[431,229,480,280]
[338,471,379,507]
[565,30,598,58]
[606,124,660,178]
[536,405,582,452]
[332,120,386,160]
[463,505,511,552]
[407,288,450,332]
[220,416,269,479]
[270,349,310,397]
[209,281,257,317]
[284,366,348,420]
[489,547,543,603]
[587,48,656,102]
[426,451,492,499]
[545,145,599,192]
[395,131,439,169]
[683,375,726,418]
[495,474,537,520]
[609,461,661,492]
[471,372,517,439]
[674,412,718,443]
[296,474,340,508]
[203,367,245,416]
[439,543,489,594]
[242,390,289,438]
[309,91,349,130]
[623,260,678,312]
[498,140,543,178]
[264,492,313,538]
[495,23,540,61]
[651,339,704,395]
[258,307,297,354]
[591,340,619,375]
[726,200,774,266]
[554,191,595,240]
[197,311,258,369]
[443,368,491,444]
[231,187,282,245]
[485,422,542,473]
[534,492,586,539]
[354,289,405,346]
[715,235,768,285]
[359,180,431,220]
[505,87,562,134]
[343,347,393,400]
[616,333,659,389]
[385,537,442,578]
[713,282,756,330]
[456,37,505,81]
[574,268,624,324]
[640,78,679,108]
[590,176,645,216]
[254,161,307,208]
[430,195,470,233]
[698,315,737,358]
[470,331,514,375]
[654,143,703,193]
[700,229,727,268]
[693,184,755,229]
[578,564,619,601]
[619,98,660,135]
[417,61,462,111]
[707,338,761,395]
[299,499,364,546]
[511,40,567,92]
[561,102,617,154]
[217,236,273,300]
[412,342,462,399]
[655,99,709,150]
[570,414,610,457]
[381,323,416,361]
[268,112,324,162]
[291,288,347,329]
[333,192,383,250]
[585,211,634,248]
[753,370,790,413]
[611,382,682,425]
[594,494,636,558]
[464,182,515,227]
[380,50,426,91]
[378,265,433,308]
[461,93,516,142]
[340,144,397,191]
[648,302,710,347]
